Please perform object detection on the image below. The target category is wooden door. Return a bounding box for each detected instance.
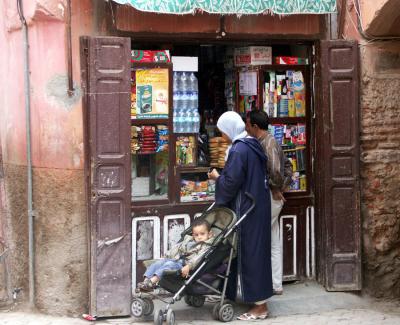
[80,36,132,316]
[320,40,361,291]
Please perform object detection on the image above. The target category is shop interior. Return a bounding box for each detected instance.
[130,42,312,205]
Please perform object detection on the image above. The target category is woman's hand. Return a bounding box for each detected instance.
[208,168,220,180]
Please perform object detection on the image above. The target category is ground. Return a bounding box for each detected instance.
[1,282,399,324]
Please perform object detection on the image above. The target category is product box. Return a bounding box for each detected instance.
[275,56,309,65]
[234,46,272,66]
[131,50,171,63]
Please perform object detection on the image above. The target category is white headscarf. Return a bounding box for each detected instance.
[216,111,248,160]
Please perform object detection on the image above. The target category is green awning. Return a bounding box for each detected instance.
[112,0,336,15]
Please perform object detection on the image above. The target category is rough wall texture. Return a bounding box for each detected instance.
[33,168,88,315]
[359,41,400,298]
[0,165,88,315]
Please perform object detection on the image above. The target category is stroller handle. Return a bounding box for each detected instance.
[222,192,256,239]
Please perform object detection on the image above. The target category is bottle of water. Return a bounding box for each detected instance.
[182,108,190,133]
[180,72,189,109]
[193,110,200,133]
[173,109,178,133]
[187,108,194,133]
[188,72,198,110]
[173,72,181,110]
[177,109,184,133]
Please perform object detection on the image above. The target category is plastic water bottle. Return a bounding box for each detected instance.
[173,72,181,110]
[177,109,184,133]
[188,73,198,110]
[173,109,178,133]
[193,110,200,133]
[180,72,189,109]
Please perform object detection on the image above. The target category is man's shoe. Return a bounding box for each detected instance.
[273,288,283,295]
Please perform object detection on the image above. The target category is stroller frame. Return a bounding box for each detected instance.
[131,192,256,325]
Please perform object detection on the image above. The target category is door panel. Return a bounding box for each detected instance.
[80,36,132,316]
[321,40,361,291]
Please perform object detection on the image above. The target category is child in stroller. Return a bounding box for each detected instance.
[137,218,215,291]
[131,193,255,325]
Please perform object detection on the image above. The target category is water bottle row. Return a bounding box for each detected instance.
[173,72,198,110]
[173,108,200,133]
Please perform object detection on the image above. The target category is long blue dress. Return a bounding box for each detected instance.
[215,137,272,303]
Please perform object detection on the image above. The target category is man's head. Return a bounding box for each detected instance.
[191,219,212,242]
[245,110,269,138]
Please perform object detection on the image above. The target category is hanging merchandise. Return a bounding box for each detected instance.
[208,137,229,168]
[292,71,306,117]
[176,136,196,165]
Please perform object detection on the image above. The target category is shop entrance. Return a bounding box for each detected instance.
[80,36,360,317]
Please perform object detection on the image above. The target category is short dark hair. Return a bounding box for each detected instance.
[192,218,211,231]
[247,110,269,130]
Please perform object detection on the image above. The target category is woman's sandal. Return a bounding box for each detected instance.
[237,312,269,320]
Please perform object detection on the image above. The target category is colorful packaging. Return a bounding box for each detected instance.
[234,46,272,66]
[131,50,171,63]
[275,56,309,65]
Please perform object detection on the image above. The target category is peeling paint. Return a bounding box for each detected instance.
[136,221,153,260]
[45,74,81,111]
[168,220,185,251]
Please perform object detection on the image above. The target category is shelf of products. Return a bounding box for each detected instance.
[263,70,306,118]
[269,123,307,192]
[131,124,169,201]
[179,170,215,203]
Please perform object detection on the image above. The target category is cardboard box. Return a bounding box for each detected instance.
[275,56,309,65]
[234,46,272,66]
[131,50,171,63]
[171,56,198,72]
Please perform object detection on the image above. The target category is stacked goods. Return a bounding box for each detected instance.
[156,126,169,152]
[131,125,169,154]
[140,126,156,154]
[263,70,305,118]
[131,126,140,154]
[209,137,229,168]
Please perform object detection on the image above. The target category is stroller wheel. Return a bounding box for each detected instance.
[131,298,145,318]
[184,295,193,306]
[212,303,220,320]
[218,304,234,322]
[166,309,176,325]
[142,297,154,316]
[153,308,164,325]
[191,296,205,308]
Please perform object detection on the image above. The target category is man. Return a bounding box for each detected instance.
[246,110,293,295]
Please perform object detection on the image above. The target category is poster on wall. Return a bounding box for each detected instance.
[134,68,169,119]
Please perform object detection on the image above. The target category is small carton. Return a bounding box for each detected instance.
[131,50,171,63]
[234,46,272,66]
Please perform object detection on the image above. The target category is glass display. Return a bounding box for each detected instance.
[131,125,169,201]
[180,172,215,203]
[176,136,196,166]
[263,70,306,118]
[131,68,169,119]
[270,123,306,192]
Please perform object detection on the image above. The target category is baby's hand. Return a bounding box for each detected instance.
[181,265,190,278]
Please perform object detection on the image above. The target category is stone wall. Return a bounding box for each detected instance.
[359,41,400,298]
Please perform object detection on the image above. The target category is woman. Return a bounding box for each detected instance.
[208,111,272,320]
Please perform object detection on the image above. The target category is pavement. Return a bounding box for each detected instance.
[1,281,399,325]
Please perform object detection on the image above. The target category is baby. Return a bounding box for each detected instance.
[138,218,214,291]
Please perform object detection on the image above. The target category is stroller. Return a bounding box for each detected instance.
[131,193,256,325]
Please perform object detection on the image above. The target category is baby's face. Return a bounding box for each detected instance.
[192,225,211,242]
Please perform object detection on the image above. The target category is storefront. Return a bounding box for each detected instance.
[80,0,361,317]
